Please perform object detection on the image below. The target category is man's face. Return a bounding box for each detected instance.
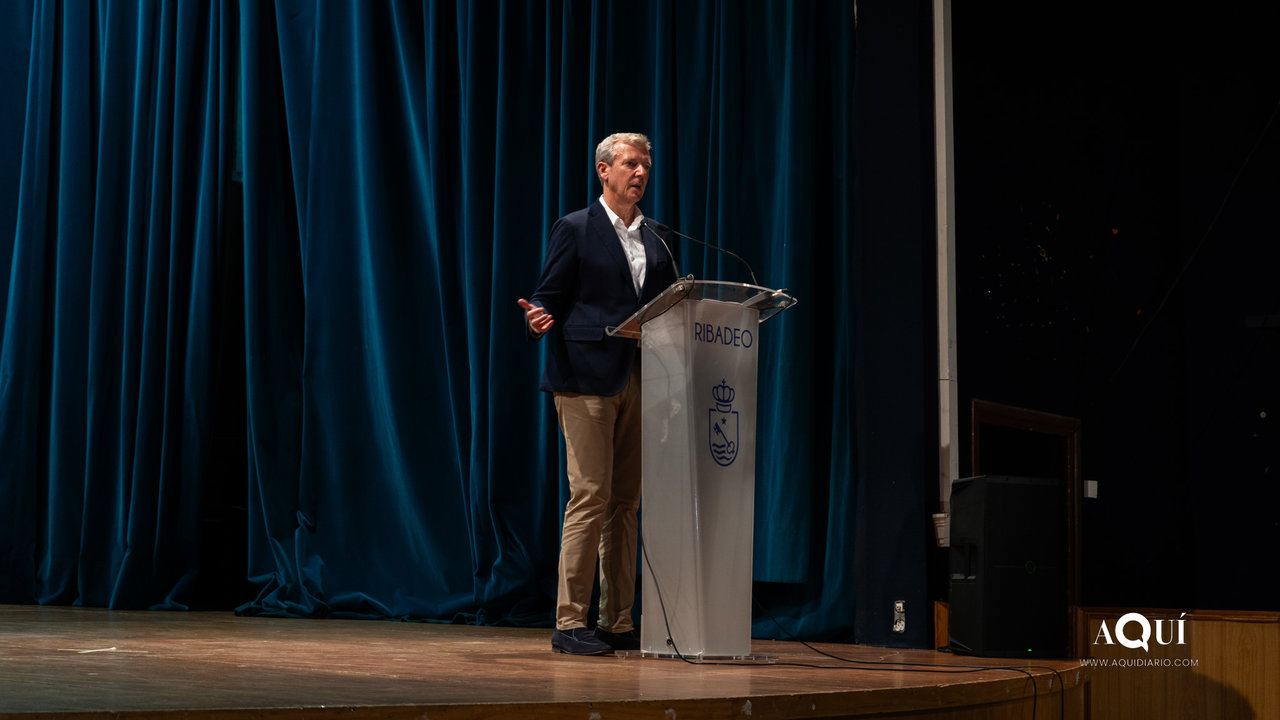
[598,142,652,206]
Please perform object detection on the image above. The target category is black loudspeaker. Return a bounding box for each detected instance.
[948,475,1067,658]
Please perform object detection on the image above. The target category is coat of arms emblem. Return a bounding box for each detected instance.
[708,379,738,467]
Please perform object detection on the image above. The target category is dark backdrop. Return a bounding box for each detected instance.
[952,4,1280,610]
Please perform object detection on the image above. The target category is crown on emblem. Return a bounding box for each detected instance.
[712,379,735,411]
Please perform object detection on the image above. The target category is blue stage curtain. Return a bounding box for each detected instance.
[1,0,931,646]
[0,0,234,608]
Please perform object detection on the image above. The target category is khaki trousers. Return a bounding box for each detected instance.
[552,365,641,632]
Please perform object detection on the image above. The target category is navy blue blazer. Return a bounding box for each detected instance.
[529,201,678,396]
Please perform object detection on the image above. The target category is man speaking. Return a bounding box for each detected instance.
[518,132,678,655]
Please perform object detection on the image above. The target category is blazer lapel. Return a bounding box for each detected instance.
[588,201,639,297]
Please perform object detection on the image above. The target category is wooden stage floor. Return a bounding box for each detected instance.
[0,605,1087,720]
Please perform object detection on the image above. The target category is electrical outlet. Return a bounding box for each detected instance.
[892,600,906,633]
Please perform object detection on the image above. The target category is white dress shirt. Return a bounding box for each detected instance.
[600,196,646,296]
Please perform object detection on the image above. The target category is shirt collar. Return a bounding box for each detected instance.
[599,195,644,232]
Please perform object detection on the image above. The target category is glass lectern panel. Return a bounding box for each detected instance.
[607,278,797,339]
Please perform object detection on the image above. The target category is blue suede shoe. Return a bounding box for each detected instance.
[594,628,640,651]
[551,627,613,655]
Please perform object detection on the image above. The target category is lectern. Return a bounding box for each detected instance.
[609,277,796,659]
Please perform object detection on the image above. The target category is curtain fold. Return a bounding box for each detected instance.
[240,0,483,620]
[0,0,231,608]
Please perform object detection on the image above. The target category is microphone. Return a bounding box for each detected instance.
[640,220,681,281]
[646,221,759,286]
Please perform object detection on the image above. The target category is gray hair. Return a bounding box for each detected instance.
[595,132,652,177]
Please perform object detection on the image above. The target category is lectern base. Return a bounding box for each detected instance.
[617,650,779,663]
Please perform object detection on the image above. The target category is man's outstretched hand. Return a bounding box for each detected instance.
[518,298,554,335]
